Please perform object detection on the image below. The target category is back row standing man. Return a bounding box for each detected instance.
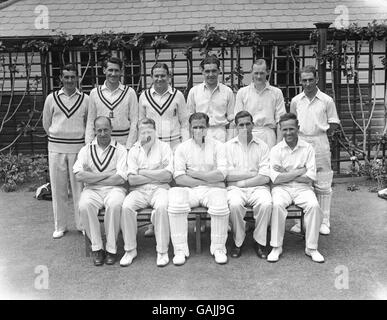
[235,59,286,149]
[290,65,340,235]
[43,64,92,239]
[86,56,139,150]
[187,55,235,142]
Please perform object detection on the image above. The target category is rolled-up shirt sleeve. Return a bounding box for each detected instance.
[304,144,317,181]
[126,148,139,176]
[327,98,340,124]
[269,147,281,183]
[116,146,128,180]
[161,143,174,174]
[173,144,187,179]
[73,146,87,174]
[215,142,227,179]
[274,89,286,124]
[225,143,236,172]
[258,143,271,178]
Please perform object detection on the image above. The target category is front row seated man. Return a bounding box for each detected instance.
[74,116,128,266]
[120,118,173,267]
[168,112,230,266]
[226,111,272,259]
[268,112,324,263]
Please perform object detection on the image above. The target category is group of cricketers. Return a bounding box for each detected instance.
[42,54,340,267]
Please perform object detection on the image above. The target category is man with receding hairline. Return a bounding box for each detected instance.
[235,59,286,149]
[74,116,127,266]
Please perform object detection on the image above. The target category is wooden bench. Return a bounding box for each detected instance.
[84,205,304,257]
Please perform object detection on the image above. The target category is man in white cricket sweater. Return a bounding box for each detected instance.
[86,56,139,150]
[42,64,92,239]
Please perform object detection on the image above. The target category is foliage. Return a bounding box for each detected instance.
[193,24,263,56]
[150,35,169,61]
[0,152,48,192]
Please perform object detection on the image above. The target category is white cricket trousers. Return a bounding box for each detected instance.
[78,187,126,254]
[48,152,82,232]
[121,188,170,253]
[270,184,323,250]
[168,186,230,257]
[300,134,333,227]
[227,186,272,247]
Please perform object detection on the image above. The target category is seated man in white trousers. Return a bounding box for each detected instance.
[226,111,272,259]
[120,118,173,267]
[74,116,127,266]
[168,112,230,266]
[268,112,324,263]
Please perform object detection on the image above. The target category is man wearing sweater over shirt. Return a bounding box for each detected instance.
[86,56,139,150]
[43,64,92,239]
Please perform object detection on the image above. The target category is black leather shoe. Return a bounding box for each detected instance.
[93,250,105,266]
[253,242,267,259]
[230,244,242,258]
[105,252,116,265]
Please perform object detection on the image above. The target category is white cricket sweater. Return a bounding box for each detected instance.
[138,86,189,143]
[86,82,139,149]
[42,88,91,153]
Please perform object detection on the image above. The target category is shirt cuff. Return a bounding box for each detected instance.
[328,118,340,124]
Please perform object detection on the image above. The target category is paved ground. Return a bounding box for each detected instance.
[0,182,386,300]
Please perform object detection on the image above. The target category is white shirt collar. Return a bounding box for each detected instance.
[58,87,81,97]
[101,81,125,92]
[150,85,174,96]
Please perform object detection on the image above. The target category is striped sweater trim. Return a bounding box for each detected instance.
[111,127,130,136]
[96,85,129,111]
[144,88,177,116]
[52,91,85,118]
[158,134,181,142]
[48,136,85,144]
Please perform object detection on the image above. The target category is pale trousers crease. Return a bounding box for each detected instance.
[228,186,272,247]
[168,186,230,256]
[121,188,170,253]
[79,187,125,253]
[253,126,277,149]
[301,134,333,226]
[49,152,83,232]
[270,185,323,250]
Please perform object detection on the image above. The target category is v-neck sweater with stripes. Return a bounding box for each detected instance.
[138,87,189,142]
[43,89,91,153]
[86,84,139,148]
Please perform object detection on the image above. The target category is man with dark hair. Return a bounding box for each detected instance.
[187,55,235,143]
[86,56,138,150]
[290,65,340,235]
[43,63,92,239]
[268,112,324,263]
[74,116,127,266]
[120,118,173,267]
[235,59,286,149]
[226,111,272,259]
[167,112,230,266]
